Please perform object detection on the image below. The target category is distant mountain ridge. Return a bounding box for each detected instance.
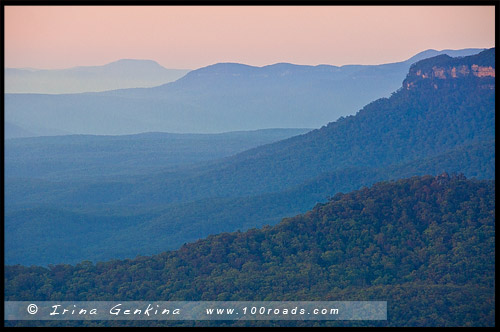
[404,48,486,63]
[5,59,191,94]
[5,48,484,137]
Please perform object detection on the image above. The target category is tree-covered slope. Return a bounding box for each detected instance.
[6,139,494,266]
[5,128,311,181]
[4,49,495,266]
[143,47,494,202]
[5,175,495,327]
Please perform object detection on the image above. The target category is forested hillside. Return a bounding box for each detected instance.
[4,49,495,266]
[5,128,310,180]
[5,175,495,327]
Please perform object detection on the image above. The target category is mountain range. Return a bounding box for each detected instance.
[5,59,190,94]
[4,48,495,266]
[5,48,483,137]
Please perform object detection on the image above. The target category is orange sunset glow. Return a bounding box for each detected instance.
[4,5,495,70]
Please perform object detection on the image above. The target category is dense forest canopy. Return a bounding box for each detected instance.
[5,174,495,327]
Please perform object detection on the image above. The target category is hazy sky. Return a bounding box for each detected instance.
[4,5,495,70]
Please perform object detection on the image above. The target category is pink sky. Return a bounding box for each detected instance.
[4,5,495,70]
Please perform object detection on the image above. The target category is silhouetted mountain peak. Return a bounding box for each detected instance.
[69,59,173,74]
[104,58,164,68]
[180,61,344,81]
[405,48,486,64]
[185,62,257,76]
[5,59,191,94]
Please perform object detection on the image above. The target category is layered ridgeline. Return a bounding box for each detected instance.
[5,48,495,266]
[5,128,311,181]
[5,59,190,95]
[5,175,495,327]
[5,48,482,137]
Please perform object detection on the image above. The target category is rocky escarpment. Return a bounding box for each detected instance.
[403,48,495,90]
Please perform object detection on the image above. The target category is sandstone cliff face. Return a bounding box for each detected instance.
[404,50,495,91]
[412,64,494,81]
[471,65,495,78]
